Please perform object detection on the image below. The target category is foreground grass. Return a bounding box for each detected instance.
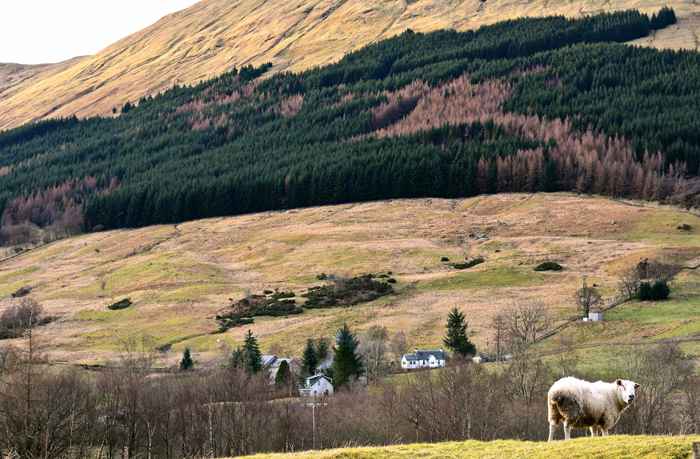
[241,436,700,459]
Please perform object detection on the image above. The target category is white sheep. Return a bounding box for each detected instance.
[548,376,640,441]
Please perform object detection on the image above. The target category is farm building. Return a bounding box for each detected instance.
[401,349,446,370]
[589,312,604,322]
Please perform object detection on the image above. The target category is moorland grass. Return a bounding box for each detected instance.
[240,435,700,459]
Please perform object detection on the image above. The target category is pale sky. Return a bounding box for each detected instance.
[0,0,202,65]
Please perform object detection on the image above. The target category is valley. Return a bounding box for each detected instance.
[1,193,698,369]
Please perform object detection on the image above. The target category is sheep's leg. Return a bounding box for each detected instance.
[590,426,598,437]
[564,422,572,440]
[548,422,558,442]
[600,428,608,437]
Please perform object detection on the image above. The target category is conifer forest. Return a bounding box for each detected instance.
[1,8,698,243]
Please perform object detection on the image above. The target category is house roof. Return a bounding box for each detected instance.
[261,355,276,368]
[403,350,446,361]
[304,374,332,387]
[268,357,295,369]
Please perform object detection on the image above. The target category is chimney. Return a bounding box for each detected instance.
[414,348,418,354]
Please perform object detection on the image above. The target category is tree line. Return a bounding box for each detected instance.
[0,8,697,243]
[1,319,697,458]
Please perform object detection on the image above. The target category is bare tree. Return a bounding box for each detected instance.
[618,265,642,299]
[632,343,694,435]
[358,329,389,386]
[389,331,408,366]
[490,314,506,360]
[553,330,579,377]
[503,300,550,348]
[573,277,603,317]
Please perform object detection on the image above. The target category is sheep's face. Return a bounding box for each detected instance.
[616,379,641,404]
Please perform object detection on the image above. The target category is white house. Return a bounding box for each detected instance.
[299,374,333,397]
[401,349,446,370]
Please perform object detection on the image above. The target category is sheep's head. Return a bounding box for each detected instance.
[616,379,641,405]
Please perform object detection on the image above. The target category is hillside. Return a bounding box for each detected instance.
[240,436,700,459]
[1,0,700,130]
[3,9,700,249]
[1,193,698,366]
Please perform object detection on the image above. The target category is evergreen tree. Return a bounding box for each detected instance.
[275,359,291,387]
[315,338,330,361]
[443,307,477,358]
[242,329,263,373]
[333,331,360,390]
[228,346,245,369]
[301,338,318,376]
[180,348,194,371]
[649,280,670,301]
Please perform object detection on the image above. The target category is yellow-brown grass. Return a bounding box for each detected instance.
[0,193,698,367]
[238,435,700,459]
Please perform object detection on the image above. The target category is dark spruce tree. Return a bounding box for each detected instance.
[332,324,361,390]
[275,359,291,387]
[301,338,318,377]
[180,347,194,371]
[443,307,477,358]
[243,329,263,373]
[333,338,359,390]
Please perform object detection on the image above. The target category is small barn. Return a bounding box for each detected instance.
[588,312,604,322]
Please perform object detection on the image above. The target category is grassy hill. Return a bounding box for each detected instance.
[1,193,698,366]
[1,0,699,130]
[240,436,700,459]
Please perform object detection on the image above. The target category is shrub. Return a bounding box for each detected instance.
[533,261,563,271]
[108,298,132,310]
[677,224,691,231]
[649,280,670,300]
[302,274,394,309]
[638,281,652,300]
[387,278,397,283]
[11,286,31,298]
[441,257,450,262]
[452,258,485,270]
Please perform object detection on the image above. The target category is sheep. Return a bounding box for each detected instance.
[548,377,640,441]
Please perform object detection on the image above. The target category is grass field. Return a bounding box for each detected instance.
[0,193,699,368]
[240,436,700,459]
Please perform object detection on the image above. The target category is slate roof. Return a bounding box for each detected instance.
[261,355,276,368]
[304,374,332,387]
[403,350,446,361]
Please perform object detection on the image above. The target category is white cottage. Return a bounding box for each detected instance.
[401,349,446,370]
[299,374,333,397]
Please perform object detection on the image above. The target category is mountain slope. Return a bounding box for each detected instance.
[1,194,698,366]
[1,0,700,130]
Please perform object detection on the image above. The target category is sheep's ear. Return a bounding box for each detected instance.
[616,379,622,386]
[634,383,641,389]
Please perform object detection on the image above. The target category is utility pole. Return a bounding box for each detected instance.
[301,399,327,449]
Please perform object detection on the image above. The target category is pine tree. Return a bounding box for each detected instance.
[275,359,291,387]
[242,329,263,373]
[301,339,318,376]
[443,307,477,358]
[180,348,194,371]
[333,335,359,390]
